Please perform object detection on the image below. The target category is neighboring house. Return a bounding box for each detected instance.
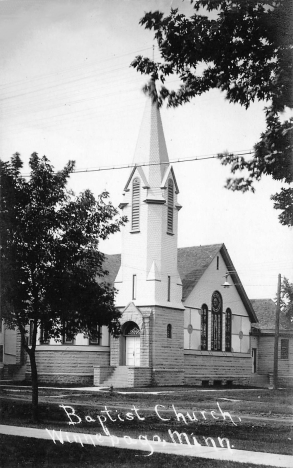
[0,319,26,381]
[250,299,293,387]
[26,87,277,388]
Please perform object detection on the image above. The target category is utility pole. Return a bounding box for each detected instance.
[273,274,281,390]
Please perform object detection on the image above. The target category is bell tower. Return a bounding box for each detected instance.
[115,85,183,309]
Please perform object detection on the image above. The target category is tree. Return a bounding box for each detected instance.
[0,153,126,421]
[280,277,293,324]
[131,0,293,226]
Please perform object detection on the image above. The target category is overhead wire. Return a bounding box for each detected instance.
[20,150,254,178]
[0,45,153,91]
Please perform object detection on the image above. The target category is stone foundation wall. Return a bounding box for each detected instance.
[152,369,184,386]
[26,346,110,384]
[184,351,253,386]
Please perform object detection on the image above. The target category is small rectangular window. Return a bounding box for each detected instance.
[217,256,219,270]
[29,320,34,346]
[132,275,137,300]
[64,334,74,344]
[40,321,50,345]
[167,276,171,302]
[0,345,3,363]
[252,348,257,373]
[89,326,101,345]
[280,339,289,360]
[62,321,74,344]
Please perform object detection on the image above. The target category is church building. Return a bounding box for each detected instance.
[93,91,258,388]
[4,88,290,388]
[25,89,263,388]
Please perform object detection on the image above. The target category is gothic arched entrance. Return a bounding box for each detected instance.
[123,321,140,366]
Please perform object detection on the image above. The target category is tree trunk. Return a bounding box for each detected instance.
[29,350,39,422]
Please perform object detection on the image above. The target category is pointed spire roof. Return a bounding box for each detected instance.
[131,82,169,188]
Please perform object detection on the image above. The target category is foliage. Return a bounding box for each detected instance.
[280,277,293,323]
[131,0,293,226]
[0,153,126,419]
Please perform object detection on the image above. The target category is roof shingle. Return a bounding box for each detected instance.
[250,299,291,330]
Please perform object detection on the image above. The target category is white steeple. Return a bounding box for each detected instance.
[115,84,183,309]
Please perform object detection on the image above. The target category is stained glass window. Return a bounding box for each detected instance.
[201,304,208,350]
[211,291,222,351]
[225,308,232,352]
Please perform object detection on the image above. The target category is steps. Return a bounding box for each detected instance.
[98,366,152,388]
[1,364,26,381]
[102,366,134,388]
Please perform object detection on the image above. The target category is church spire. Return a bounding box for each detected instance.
[131,81,169,189]
[116,83,183,309]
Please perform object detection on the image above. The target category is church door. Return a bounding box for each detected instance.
[126,336,140,366]
[124,321,141,366]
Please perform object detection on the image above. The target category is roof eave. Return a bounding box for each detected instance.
[220,244,258,323]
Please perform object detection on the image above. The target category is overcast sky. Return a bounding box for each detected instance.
[1,0,292,300]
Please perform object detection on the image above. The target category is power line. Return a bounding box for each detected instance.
[0,45,152,91]
[70,151,254,174]
[20,150,254,177]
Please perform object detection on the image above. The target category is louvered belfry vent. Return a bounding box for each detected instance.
[167,178,174,233]
[132,177,140,231]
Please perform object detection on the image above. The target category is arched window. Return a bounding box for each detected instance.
[225,308,232,352]
[201,304,208,350]
[167,179,174,233]
[124,321,140,336]
[211,291,222,351]
[132,178,140,231]
[167,324,172,339]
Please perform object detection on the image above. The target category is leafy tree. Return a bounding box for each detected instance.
[280,277,293,324]
[131,0,293,226]
[0,153,126,421]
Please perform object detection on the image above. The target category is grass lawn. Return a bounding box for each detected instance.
[0,385,292,467]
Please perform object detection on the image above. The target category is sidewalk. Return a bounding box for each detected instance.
[1,424,293,467]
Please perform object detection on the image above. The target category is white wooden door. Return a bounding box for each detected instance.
[126,336,140,366]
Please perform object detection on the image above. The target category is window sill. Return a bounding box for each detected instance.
[184,349,251,357]
[166,231,174,236]
[130,230,140,234]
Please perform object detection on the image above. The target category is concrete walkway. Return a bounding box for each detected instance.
[1,424,293,467]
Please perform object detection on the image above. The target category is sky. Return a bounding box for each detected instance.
[0,0,292,300]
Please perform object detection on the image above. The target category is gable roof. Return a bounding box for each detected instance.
[100,243,257,322]
[178,244,257,322]
[177,244,222,301]
[250,299,291,330]
[100,253,121,286]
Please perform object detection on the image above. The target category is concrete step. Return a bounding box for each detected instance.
[102,366,132,387]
